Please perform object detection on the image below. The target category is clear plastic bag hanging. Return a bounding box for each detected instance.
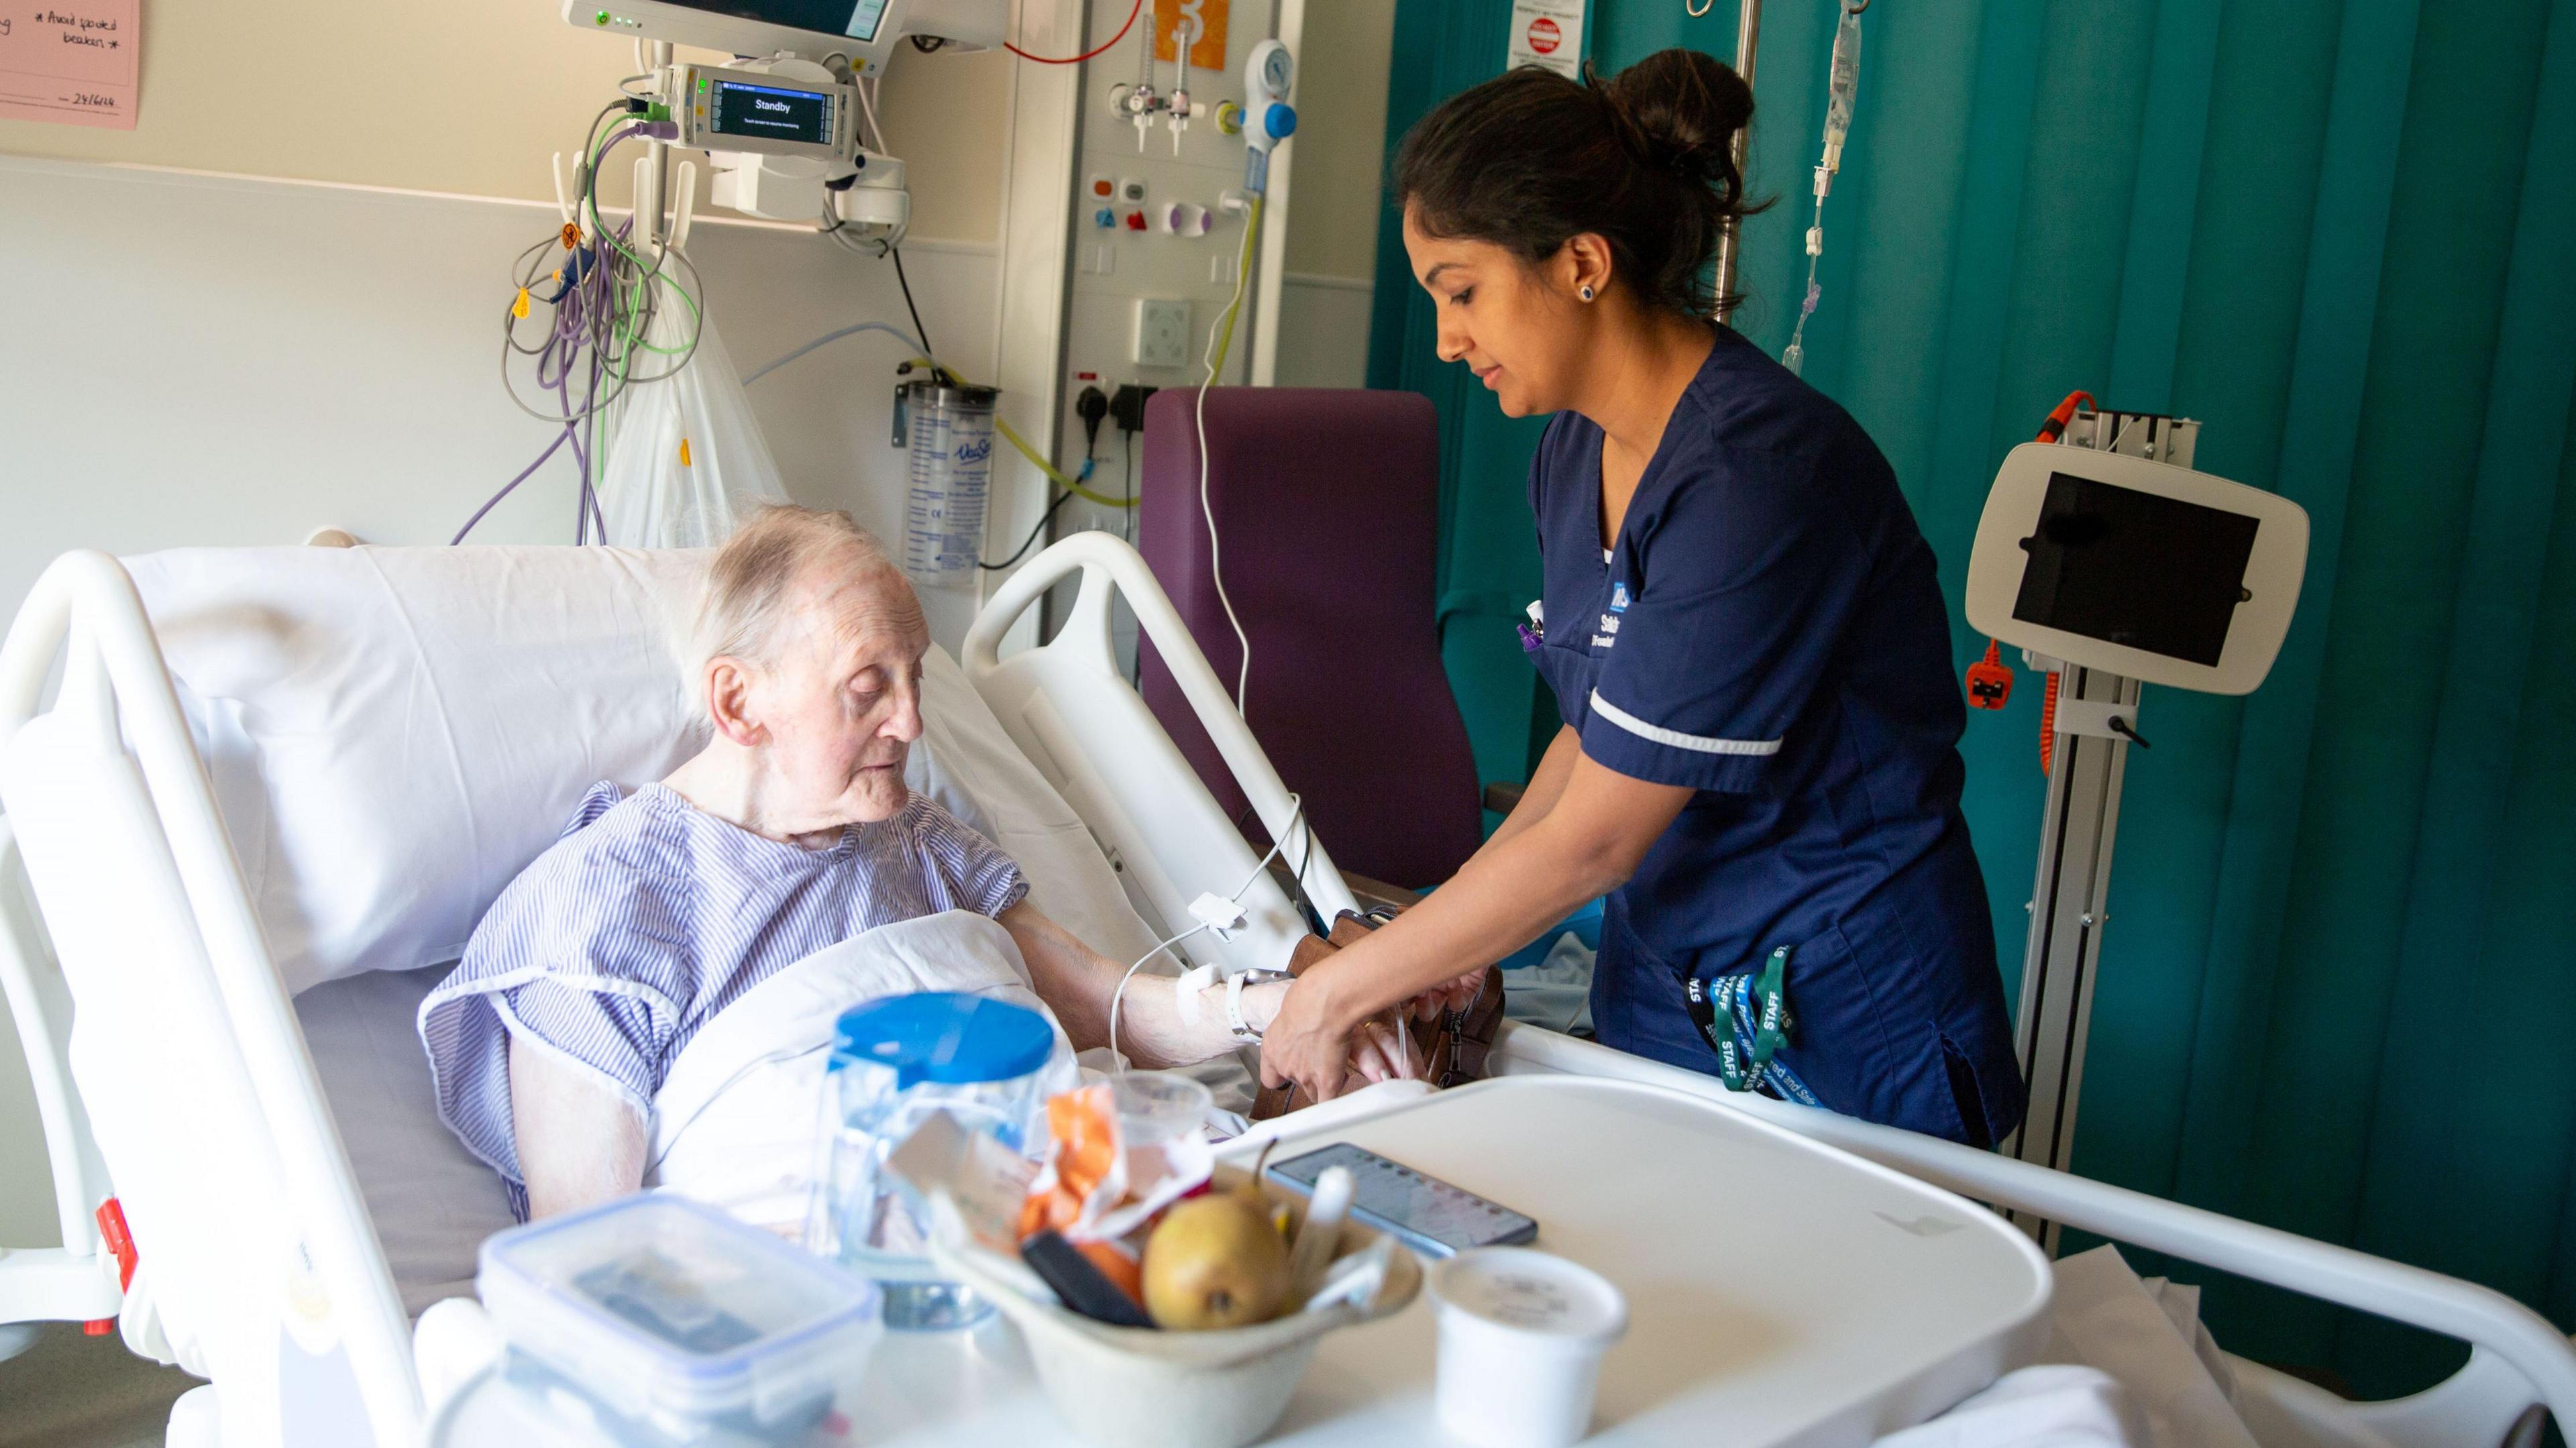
[594,282,789,549]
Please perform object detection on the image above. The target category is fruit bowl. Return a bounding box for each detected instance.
[929,1165,1424,1448]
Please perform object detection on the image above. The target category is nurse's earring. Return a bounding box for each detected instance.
[1579,284,1596,302]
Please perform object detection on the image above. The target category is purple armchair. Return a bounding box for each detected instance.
[1137,387,1484,892]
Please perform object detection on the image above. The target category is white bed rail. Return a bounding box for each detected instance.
[1494,1023,2576,1443]
[0,818,119,1325]
[963,532,1359,971]
[0,551,423,1447]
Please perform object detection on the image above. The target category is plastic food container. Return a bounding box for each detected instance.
[1109,1069,1213,1147]
[932,1162,1424,1448]
[810,991,1057,1329]
[1428,1247,1629,1448]
[478,1194,884,1447]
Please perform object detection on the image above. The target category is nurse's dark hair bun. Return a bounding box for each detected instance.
[1393,49,1761,317]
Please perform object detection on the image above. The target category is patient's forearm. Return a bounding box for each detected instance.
[511,1033,647,1219]
[1001,903,1282,1067]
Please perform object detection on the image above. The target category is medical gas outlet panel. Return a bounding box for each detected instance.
[1053,0,1283,558]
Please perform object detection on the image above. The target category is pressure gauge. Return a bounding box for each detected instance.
[1250,39,1293,98]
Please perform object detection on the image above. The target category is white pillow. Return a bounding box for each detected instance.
[126,545,1157,993]
[129,546,711,993]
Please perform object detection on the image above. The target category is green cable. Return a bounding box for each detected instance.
[995,415,1130,508]
[628,268,700,356]
[900,353,1130,509]
[1205,194,1263,380]
[583,113,704,359]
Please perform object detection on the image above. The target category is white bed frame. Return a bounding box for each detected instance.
[1,535,2570,1448]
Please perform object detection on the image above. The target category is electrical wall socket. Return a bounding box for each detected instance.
[1133,298,1190,369]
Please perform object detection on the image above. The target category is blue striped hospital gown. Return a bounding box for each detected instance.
[419,781,1028,1206]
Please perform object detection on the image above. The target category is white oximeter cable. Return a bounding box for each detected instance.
[1197,196,1263,716]
[1112,793,1306,1068]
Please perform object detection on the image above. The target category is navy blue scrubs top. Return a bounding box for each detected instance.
[1527,328,2023,1146]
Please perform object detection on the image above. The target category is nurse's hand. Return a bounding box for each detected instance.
[1260,968,1366,1103]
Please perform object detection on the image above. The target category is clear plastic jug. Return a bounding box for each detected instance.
[808,991,1055,1330]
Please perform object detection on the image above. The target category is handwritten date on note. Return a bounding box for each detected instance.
[1,0,141,129]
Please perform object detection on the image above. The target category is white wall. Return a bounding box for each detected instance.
[1280,0,1396,286]
[0,0,1014,239]
[0,158,1005,641]
[1273,0,1396,389]
[1274,272,1377,388]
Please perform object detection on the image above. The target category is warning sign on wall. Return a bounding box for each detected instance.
[1507,0,1585,80]
[1153,0,1230,70]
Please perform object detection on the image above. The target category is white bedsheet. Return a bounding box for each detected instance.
[1872,1245,2278,1448]
[294,965,512,1317]
[645,912,1075,1237]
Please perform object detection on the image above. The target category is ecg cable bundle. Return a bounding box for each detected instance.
[458,94,707,544]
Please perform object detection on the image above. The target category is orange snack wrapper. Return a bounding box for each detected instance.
[1018,1084,1123,1240]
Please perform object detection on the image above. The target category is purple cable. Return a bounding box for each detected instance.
[567,366,589,547]
[459,164,669,545]
[457,235,611,545]
[451,425,574,545]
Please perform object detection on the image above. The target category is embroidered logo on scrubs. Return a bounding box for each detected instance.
[1593,579,1629,651]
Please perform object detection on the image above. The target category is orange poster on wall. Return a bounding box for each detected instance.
[1152,0,1228,70]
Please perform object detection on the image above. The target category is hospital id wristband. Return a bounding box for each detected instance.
[1226,969,1291,1042]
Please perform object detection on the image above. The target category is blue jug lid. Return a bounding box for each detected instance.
[833,992,1055,1089]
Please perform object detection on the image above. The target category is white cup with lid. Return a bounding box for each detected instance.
[1427,1247,1629,1448]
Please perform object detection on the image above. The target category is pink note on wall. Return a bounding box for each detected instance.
[0,0,141,129]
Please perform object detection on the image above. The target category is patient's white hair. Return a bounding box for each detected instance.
[692,504,901,672]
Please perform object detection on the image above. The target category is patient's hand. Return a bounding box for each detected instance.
[1407,966,1489,1023]
[511,1033,647,1219]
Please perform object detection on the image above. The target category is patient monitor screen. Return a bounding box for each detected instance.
[661,0,890,41]
[706,77,836,146]
[2012,472,2260,667]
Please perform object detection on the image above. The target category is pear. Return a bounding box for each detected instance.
[1141,1186,1293,1330]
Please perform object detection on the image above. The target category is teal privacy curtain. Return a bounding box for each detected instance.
[1367,0,2576,1397]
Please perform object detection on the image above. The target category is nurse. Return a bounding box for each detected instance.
[1258,50,2025,1146]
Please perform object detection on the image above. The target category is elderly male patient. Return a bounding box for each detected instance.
[420,506,1402,1220]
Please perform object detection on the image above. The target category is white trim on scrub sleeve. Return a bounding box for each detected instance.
[1587,690,1783,757]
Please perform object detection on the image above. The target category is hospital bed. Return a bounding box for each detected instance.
[0,533,2569,1448]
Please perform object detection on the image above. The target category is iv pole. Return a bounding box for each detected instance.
[1712,0,1761,324]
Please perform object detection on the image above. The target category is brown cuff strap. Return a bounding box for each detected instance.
[1248,910,1507,1121]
